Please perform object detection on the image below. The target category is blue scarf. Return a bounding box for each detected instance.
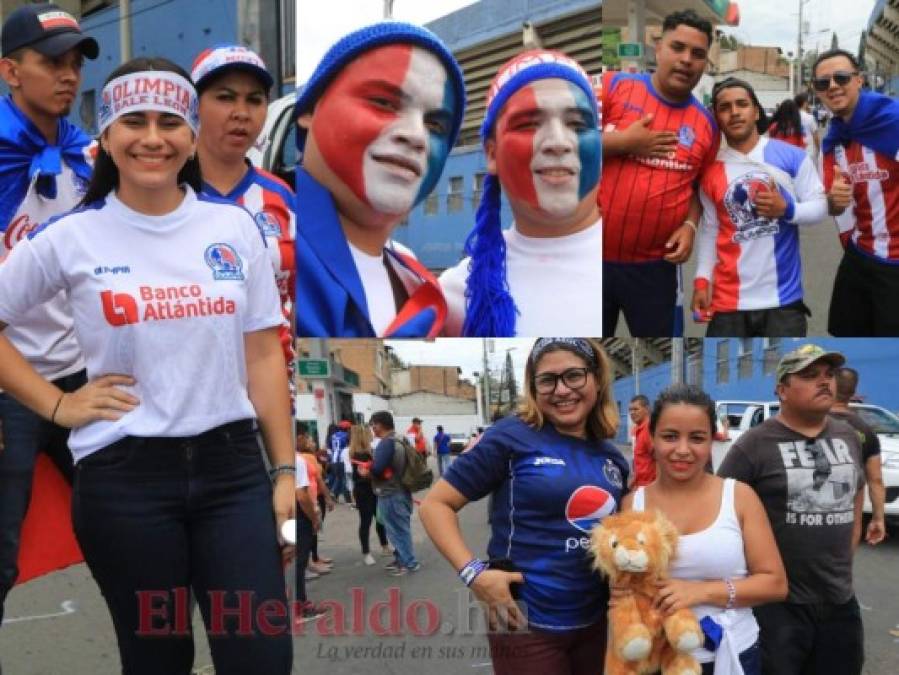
[0,96,92,231]
[822,90,899,159]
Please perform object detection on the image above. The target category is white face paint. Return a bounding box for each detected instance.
[362,47,450,215]
[530,79,584,218]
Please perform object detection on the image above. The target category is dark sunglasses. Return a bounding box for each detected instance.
[812,71,857,92]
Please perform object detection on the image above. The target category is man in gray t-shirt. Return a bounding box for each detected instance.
[718,344,865,675]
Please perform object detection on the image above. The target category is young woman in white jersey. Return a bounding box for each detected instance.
[619,384,787,675]
[0,58,294,675]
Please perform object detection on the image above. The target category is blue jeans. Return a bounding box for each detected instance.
[71,420,292,675]
[0,369,85,625]
[700,640,761,675]
[437,453,452,477]
[378,490,417,568]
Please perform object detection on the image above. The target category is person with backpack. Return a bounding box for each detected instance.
[369,410,429,576]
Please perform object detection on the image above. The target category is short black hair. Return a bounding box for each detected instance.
[370,411,394,431]
[630,394,650,408]
[649,384,717,436]
[812,49,861,78]
[436,425,444,432]
[662,9,713,47]
[835,367,859,403]
[711,77,769,134]
[295,421,308,435]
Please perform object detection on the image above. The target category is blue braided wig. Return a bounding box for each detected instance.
[461,174,518,337]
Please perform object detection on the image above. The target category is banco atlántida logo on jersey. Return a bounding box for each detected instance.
[100,285,238,326]
[724,170,781,243]
[564,485,616,552]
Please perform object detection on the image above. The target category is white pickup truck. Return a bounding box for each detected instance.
[712,400,899,523]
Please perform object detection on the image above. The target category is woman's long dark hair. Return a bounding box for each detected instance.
[770,99,802,138]
[80,57,202,206]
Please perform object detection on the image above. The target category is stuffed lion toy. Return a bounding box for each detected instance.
[591,510,703,675]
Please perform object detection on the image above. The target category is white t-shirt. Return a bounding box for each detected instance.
[0,187,283,462]
[1,163,87,381]
[347,239,418,336]
[800,110,818,157]
[439,219,602,336]
[295,452,310,489]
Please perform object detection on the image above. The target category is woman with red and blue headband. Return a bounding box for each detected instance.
[294,21,466,338]
[0,58,294,674]
[439,50,602,337]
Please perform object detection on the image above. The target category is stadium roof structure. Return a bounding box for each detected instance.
[600,339,704,380]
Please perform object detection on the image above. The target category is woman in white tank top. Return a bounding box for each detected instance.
[618,384,788,675]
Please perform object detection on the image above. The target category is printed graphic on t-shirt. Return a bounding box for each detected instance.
[723,170,780,243]
[778,438,859,524]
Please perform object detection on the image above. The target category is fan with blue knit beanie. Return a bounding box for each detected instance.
[439,49,602,337]
[294,21,467,338]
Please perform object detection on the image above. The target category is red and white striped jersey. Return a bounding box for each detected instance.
[822,141,899,261]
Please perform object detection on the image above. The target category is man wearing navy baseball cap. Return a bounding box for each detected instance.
[0,2,98,638]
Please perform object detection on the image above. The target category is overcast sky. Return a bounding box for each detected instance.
[297,0,478,83]
[719,0,876,57]
[384,338,535,385]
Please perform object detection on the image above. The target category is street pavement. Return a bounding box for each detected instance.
[2,455,898,674]
[614,209,844,338]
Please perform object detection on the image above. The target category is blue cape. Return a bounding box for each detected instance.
[294,167,445,337]
[822,90,899,159]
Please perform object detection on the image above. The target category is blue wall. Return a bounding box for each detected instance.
[391,147,513,271]
[70,0,239,133]
[611,339,899,443]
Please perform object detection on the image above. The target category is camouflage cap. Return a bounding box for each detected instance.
[776,344,846,382]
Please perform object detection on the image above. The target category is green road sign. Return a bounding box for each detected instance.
[298,359,330,378]
[617,43,643,58]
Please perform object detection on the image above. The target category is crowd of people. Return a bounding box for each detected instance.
[602,9,899,338]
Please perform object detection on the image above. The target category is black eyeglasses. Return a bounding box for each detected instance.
[812,71,857,92]
[533,367,590,394]
[806,440,832,486]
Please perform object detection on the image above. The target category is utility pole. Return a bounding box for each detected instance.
[482,339,491,423]
[633,338,641,395]
[383,0,394,20]
[120,0,132,63]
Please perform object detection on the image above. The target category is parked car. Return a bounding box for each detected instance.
[713,400,899,522]
[246,93,296,188]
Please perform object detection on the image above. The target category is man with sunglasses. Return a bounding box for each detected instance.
[692,78,827,337]
[719,344,866,675]
[814,48,899,335]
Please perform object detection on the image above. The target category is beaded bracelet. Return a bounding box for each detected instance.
[724,578,736,610]
[458,558,489,587]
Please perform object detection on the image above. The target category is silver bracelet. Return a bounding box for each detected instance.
[269,464,296,481]
[724,578,736,610]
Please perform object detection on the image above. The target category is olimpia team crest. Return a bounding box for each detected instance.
[723,170,781,244]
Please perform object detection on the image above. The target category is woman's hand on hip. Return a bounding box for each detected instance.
[54,374,138,428]
[471,569,526,631]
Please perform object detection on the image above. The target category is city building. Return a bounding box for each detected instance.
[864,0,899,96]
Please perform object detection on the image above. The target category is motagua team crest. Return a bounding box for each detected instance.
[724,170,782,244]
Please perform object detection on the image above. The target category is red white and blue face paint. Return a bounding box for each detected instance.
[494,78,600,218]
[310,44,457,215]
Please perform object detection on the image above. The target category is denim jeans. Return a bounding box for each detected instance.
[0,370,85,625]
[437,453,453,477]
[71,420,292,675]
[378,490,417,568]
